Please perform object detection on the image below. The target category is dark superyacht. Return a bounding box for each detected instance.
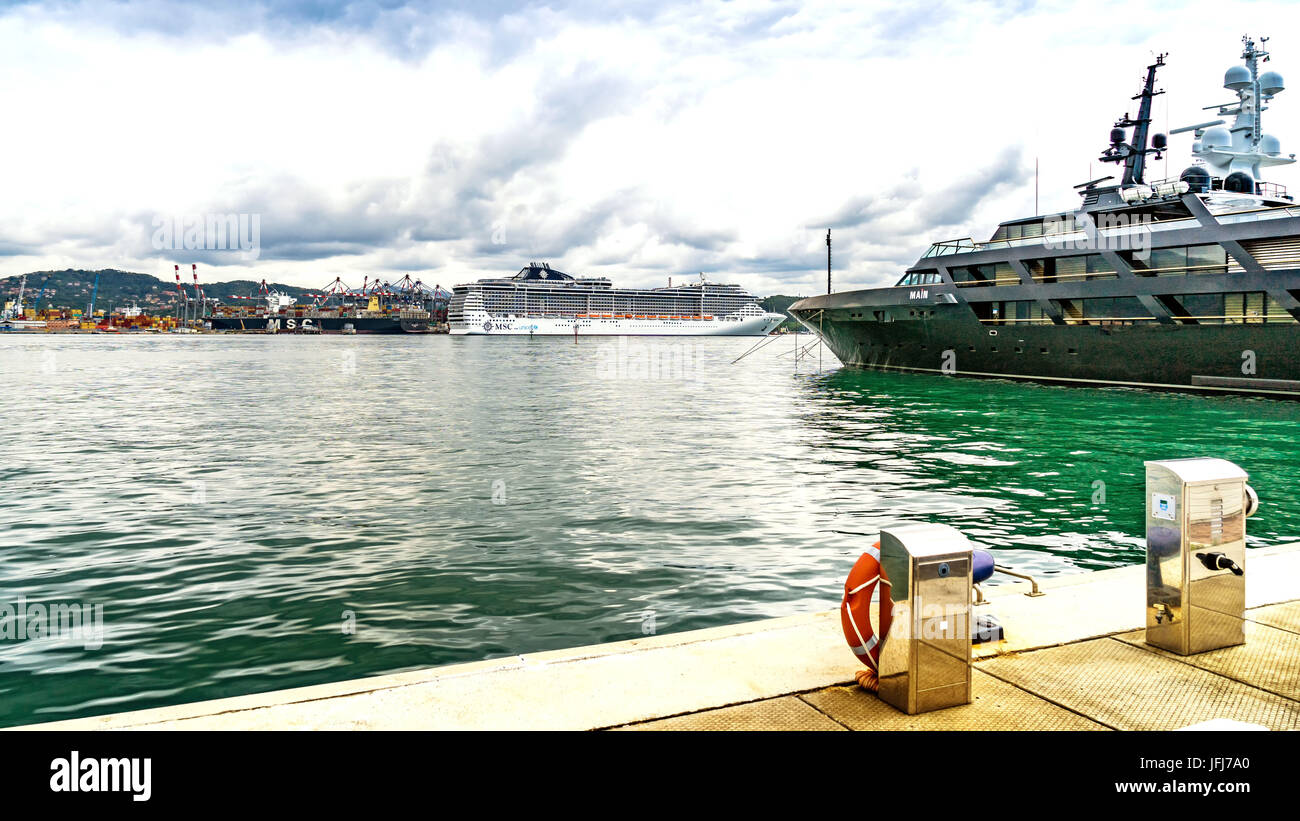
[791,38,1300,397]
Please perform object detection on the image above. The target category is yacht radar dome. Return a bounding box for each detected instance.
[1224,171,1256,193]
[1200,126,1232,149]
[1259,71,1285,96]
[1225,65,1251,90]
[1179,165,1212,193]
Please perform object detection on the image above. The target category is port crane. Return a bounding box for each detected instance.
[1,275,29,320]
[85,273,100,320]
[33,277,50,313]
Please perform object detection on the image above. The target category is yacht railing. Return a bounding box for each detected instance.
[979,317,1156,324]
[1145,176,1292,200]
[1214,205,1300,225]
[921,204,1300,260]
[1127,262,1238,275]
[922,238,978,257]
[953,254,1300,287]
[1175,315,1297,323]
[954,271,1120,286]
[979,314,1296,325]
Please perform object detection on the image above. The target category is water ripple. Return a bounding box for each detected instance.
[1,334,1298,725]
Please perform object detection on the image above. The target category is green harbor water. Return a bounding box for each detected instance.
[1,333,1298,727]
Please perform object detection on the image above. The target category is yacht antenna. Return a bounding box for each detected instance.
[1245,35,1267,150]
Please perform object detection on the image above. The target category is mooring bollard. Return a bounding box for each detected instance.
[1145,458,1259,656]
[875,522,974,715]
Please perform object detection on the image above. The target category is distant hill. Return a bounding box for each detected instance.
[5,270,816,327]
[0,269,313,313]
[760,294,808,331]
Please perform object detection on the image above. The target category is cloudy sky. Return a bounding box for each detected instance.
[1,0,1295,295]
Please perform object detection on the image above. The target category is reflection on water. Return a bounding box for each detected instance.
[0,333,1296,726]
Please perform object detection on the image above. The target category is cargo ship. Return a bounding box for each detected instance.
[790,38,1300,398]
[207,277,446,334]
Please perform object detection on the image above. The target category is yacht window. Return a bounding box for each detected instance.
[1187,244,1229,275]
[1056,256,1086,281]
[991,263,1018,286]
[1026,259,1055,283]
[1223,292,1296,324]
[1084,255,1117,279]
[1015,301,1049,323]
[1173,293,1224,321]
[1148,247,1187,275]
[1078,296,1151,324]
[901,270,941,285]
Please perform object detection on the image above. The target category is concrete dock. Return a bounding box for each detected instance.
[18,542,1300,731]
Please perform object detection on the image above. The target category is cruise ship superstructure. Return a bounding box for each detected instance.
[449,264,785,336]
[790,38,1300,397]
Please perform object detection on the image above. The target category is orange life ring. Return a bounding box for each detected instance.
[840,541,893,692]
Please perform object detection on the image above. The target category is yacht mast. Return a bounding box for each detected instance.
[1173,35,1293,193]
[1100,53,1167,185]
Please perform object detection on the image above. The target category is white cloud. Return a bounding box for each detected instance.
[0,0,1295,297]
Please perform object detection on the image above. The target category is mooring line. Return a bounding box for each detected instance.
[730,330,784,364]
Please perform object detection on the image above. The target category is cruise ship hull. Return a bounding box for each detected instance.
[451,312,784,336]
[792,292,1300,397]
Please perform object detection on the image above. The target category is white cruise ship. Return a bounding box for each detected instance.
[449,263,786,336]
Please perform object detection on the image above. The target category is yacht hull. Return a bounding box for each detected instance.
[795,305,1300,397]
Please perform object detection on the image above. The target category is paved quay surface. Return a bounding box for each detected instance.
[16,543,1300,732]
